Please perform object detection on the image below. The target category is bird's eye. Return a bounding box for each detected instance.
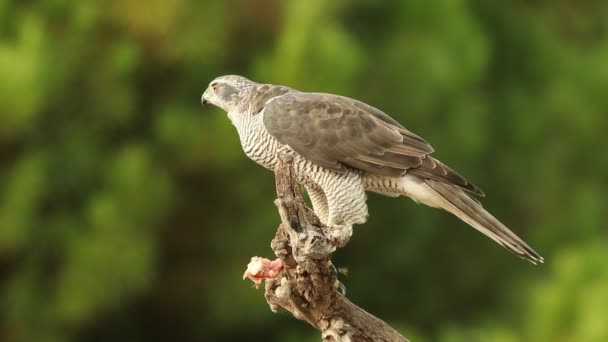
[211,83,219,92]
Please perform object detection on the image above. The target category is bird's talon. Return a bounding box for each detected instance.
[334,280,347,296]
[327,224,353,247]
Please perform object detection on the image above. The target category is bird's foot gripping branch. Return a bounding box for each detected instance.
[243,153,408,342]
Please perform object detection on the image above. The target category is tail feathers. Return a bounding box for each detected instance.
[423,180,543,264]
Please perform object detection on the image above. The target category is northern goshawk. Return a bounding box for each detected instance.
[201,75,543,264]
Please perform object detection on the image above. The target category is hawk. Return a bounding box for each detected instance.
[201,75,543,264]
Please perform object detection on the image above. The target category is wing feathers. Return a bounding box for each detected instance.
[263,92,431,170]
[386,144,429,158]
[262,91,484,195]
[358,153,421,170]
[410,157,485,196]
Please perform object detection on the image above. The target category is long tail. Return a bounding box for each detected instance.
[400,176,543,264]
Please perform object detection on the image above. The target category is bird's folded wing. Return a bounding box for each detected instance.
[262,92,432,177]
[261,92,483,195]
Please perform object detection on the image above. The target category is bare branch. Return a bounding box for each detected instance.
[257,153,408,342]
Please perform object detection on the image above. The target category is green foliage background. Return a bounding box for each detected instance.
[1,1,607,341]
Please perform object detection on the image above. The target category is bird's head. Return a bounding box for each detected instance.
[201,75,256,112]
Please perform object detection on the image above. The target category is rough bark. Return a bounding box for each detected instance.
[260,153,408,342]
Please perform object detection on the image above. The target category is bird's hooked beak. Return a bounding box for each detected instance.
[201,89,210,106]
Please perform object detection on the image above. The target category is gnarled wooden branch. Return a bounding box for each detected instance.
[260,153,408,342]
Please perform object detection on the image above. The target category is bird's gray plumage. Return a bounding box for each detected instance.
[201,75,543,264]
[263,92,483,195]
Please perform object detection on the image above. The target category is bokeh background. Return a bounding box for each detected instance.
[1,0,607,341]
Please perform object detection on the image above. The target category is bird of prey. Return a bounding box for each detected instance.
[201,75,543,264]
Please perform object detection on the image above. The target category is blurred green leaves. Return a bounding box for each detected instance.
[256,0,365,93]
[0,153,47,249]
[0,13,48,139]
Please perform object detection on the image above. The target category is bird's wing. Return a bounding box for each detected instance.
[246,84,295,115]
[262,92,484,195]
